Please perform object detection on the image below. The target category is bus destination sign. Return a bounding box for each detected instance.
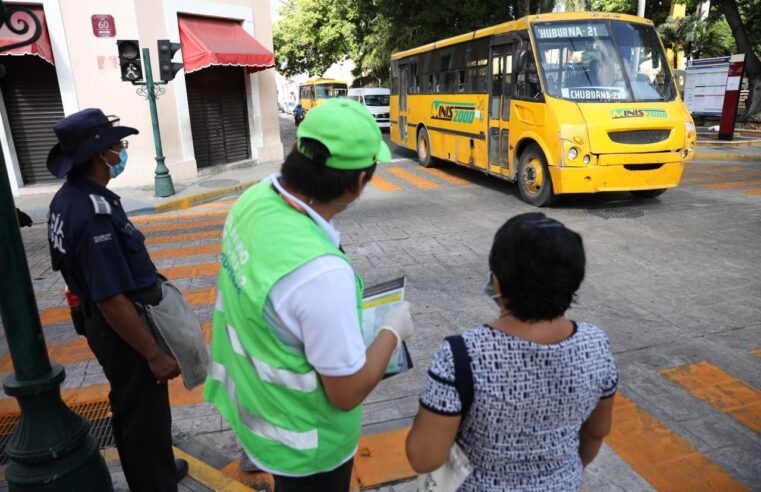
[534,23,608,40]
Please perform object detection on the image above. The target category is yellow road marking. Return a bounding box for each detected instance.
[700,179,761,190]
[752,348,761,357]
[369,174,401,192]
[139,218,226,234]
[162,262,220,281]
[606,394,747,491]
[187,200,236,209]
[681,171,761,184]
[386,167,439,189]
[1,323,212,373]
[683,165,745,174]
[40,287,217,326]
[131,209,229,225]
[145,230,221,246]
[742,189,761,196]
[418,167,471,185]
[661,361,761,434]
[173,447,252,491]
[150,243,222,260]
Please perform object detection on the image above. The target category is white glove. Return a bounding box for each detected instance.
[377,302,415,347]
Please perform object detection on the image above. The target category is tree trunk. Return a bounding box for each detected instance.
[519,0,531,16]
[718,0,761,121]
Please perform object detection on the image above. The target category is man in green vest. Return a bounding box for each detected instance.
[205,99,415,491]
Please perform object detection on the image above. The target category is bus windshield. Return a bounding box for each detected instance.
[532,20,675,102]
[315,83,348,99]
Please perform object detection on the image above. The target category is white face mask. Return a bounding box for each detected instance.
[484,272,501,305]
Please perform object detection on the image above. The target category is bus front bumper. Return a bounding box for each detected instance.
[549,161,684,194]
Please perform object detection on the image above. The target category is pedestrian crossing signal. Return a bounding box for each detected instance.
[157,40,183,82]
[117,39,143,82]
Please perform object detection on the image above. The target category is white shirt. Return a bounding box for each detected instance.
[265,175,367,377]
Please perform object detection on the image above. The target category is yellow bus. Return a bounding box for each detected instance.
[389,12,696,206]
[298,78,349,111]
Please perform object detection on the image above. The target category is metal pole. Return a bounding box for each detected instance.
[0,2,112,489]
[0,147,112,491]
[142,47,175,197]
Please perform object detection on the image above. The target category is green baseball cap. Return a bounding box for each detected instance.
[297,98,392,170]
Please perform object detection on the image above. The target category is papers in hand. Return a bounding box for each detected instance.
[362,276,413,378]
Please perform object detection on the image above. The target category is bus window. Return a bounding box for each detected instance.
[502,54,513,119]
[315,83,347,99]
[514,38,542,101]
[490,53,503,119]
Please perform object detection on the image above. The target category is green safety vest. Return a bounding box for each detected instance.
[204,180,364,476]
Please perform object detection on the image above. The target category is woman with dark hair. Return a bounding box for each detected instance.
[406,213,618,491]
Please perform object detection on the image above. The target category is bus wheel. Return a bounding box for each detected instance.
[416,127,436,168]
[630,189,667,198]
[518,145,556,207]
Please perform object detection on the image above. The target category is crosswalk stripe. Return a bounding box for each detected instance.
[661,361,761,434]
[752,348,761,357]
[150,243,222,260]
[131,209,229,225]
[386,167,439,189]
[418,167,471,185]
[0,322,213,372]
[139,218,226,234]
[145,230,222,245]
[369,174,401,192]
[40,287,217,327]
[162,262,220,281]
[606,394,746,491]
[0,376,206,416]
[700,179,761,190]
[683,165,746,174]
[681,171,761,184]
[742,189,761,196]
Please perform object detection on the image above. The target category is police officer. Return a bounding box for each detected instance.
[46,108,187,491]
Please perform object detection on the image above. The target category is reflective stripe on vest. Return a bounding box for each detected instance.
[208,360,319,450]
[225,323,318,393]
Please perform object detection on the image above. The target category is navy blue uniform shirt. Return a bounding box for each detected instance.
[48,177,158,302]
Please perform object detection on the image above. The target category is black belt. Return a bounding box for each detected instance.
[81,280,162,319]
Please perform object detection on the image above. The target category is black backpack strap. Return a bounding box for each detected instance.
[445,335,474,419]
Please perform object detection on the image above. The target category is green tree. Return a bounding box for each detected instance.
[273,0,358,77]
[657,14,698,68]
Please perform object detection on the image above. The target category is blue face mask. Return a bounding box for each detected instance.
[484,272,501,305]
[106,148,128,178]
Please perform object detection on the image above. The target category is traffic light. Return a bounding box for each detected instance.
[157,40,183,82]
[117,39,143,82]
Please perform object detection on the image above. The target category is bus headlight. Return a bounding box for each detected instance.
[686,121,696,139]
[583,155,591,164]
[689,142,694,153]
[567,147,579,161]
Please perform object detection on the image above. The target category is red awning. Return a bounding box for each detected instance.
[178,15,274,74]
[0,5,54,64]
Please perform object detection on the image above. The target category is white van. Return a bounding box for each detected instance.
[347,88,390,129]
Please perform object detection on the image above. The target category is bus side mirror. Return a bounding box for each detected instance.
[516,51,526,72]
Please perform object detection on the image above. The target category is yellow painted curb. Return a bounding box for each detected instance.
[173,447,253,492]
[697,138,761,148]
[153,180,259,214]
[694,152,761,162]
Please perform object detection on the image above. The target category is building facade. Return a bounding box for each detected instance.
[1,0,283,197]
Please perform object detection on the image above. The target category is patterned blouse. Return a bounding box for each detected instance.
[420,322,618,491]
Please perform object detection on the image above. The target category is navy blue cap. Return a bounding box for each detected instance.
[46,108,138,178]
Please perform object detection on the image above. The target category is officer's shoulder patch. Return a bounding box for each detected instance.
[89,194,112,215]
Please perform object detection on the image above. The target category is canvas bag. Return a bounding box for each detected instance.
[142,281,209,390]
[417,335,474,492]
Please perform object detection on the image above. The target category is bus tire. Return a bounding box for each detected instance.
[416,127,436,168]
[630,189,667,198]
[518,144,556,207]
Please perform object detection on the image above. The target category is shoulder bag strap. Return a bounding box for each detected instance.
[445,335,474,420]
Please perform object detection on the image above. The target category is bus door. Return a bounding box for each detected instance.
[399,62,412,144]
[488,38,514,175]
